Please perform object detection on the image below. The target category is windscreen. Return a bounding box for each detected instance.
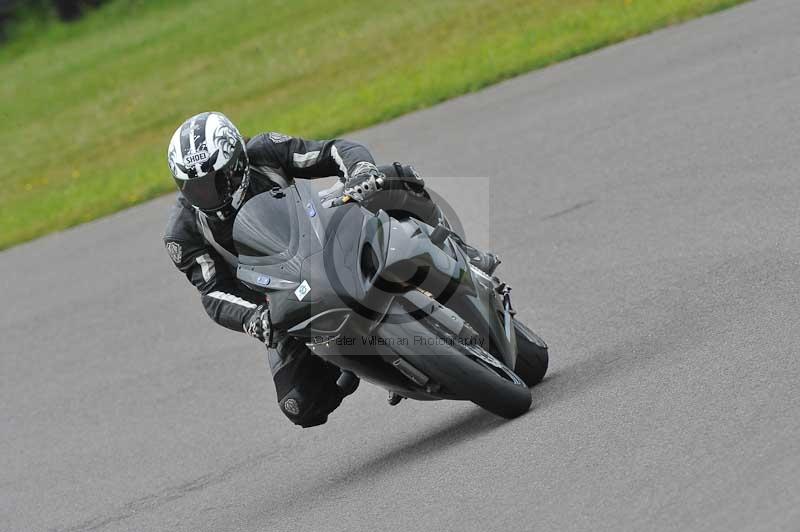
[233,191,295,258]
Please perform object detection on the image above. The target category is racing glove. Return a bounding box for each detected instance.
[342,162,384,203]
[244,303,273,346]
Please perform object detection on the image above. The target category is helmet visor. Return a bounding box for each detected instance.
[177,143,248,212]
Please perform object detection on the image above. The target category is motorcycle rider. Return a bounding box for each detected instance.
[163,111,498,428]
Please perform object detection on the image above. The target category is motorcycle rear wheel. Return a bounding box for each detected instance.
[512,319,549,387]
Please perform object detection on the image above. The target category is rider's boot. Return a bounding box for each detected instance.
[447,233,501,276]
[462,242,501,276]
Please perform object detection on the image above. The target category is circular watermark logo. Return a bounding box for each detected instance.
[319,179,471,325]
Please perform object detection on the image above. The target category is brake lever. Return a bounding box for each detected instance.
[328,195,352,208]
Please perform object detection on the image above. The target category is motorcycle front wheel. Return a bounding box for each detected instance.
[401,319,532,419]
[456,342,533,419]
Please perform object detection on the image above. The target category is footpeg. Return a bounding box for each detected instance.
[336,370,360,396]
[387,392,405,406]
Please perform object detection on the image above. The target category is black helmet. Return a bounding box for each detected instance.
[167,112,249,220]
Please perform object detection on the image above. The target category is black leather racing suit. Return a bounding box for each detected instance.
[163,132,375,428]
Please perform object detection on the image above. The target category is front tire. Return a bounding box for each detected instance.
[400,325,532,419]
[513,319,549,386]
[375,299,532,419]
[457,342,532,418]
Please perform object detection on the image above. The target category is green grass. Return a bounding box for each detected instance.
[0,0,748,249]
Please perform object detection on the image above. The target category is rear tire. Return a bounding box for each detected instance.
[513,319,549,386]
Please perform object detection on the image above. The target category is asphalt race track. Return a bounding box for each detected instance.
[2,1,799,530]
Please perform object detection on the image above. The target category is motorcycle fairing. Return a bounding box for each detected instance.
[233,179,519,398]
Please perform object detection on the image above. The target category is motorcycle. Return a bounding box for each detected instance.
[233,173,548,419]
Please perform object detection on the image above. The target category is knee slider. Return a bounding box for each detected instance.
[279,386,341,428]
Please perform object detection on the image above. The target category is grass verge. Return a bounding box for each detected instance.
[1,0,748,249]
